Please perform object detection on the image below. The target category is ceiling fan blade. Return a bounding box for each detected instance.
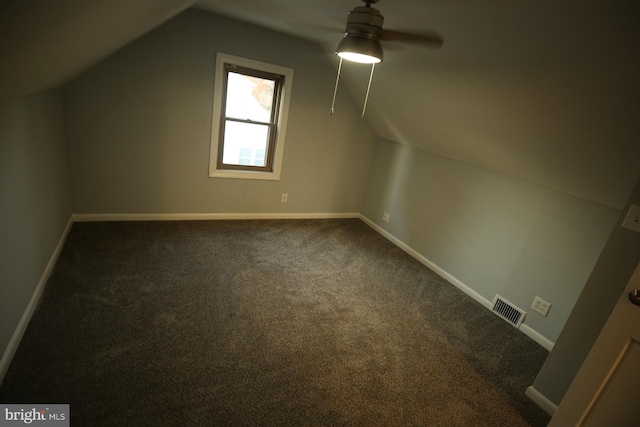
[380,29,444,49]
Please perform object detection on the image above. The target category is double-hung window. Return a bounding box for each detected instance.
[209,53,294,180]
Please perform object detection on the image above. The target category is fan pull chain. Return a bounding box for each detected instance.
[362,63,376,118]
[330,59,376,118]
[330,57,343,115]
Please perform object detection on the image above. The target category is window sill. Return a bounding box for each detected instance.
[209,169,281,181]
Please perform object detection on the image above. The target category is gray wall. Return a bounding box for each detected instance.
[0,90,73,367]
[64,9,376,215]
[533,176,640,405]
[361,138,620,344]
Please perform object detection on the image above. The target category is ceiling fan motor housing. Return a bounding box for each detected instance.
[344,6,384,41]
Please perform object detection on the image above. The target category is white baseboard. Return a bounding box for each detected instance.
[519,324,555,351]
[359,214,555,351]
[73,212,361,222]
[0,215,74,386]
[525,386,558,415]
[359,215,492,308]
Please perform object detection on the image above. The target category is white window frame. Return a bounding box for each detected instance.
[209,53,294,180]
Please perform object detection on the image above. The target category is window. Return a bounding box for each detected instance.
[210,53,294,180]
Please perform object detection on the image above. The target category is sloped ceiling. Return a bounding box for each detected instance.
[3,0,639,209]
[0,0,195,101]
[194,0,640,209]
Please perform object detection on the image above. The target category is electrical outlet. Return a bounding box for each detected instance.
[281,193,288,203]
[532,296,551,316]
[382,212,391,223]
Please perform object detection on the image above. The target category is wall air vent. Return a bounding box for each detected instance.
[491,295,526,328]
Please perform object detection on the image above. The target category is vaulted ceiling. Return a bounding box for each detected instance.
[2,0,639,209]
[0,0,196,101]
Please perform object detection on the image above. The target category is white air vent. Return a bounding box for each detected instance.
[491,295,526,328]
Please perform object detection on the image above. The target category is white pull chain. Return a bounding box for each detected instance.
[330,57,343,115]
[362,63,376,118]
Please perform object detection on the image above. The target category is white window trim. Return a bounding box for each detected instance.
[209,52,294,180]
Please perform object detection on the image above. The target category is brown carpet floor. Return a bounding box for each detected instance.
[0,219,551,426]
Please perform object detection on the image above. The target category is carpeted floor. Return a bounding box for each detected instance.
[0,219,551,426]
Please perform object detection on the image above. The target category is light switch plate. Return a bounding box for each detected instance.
[622,204,640,233]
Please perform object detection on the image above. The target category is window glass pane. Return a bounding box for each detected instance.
[225,72,274,122]
[222,121,269,167]
[238,148,251,165]
[255,149,266,166]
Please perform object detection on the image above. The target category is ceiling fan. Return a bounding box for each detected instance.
[335,0,444,64]
[330,0,444,116]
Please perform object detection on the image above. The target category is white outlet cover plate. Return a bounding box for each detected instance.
[622,204,640,233]
[532,296,551,316]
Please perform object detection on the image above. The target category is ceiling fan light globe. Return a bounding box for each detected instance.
[337,52,381,64]
[335,35,383,63]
